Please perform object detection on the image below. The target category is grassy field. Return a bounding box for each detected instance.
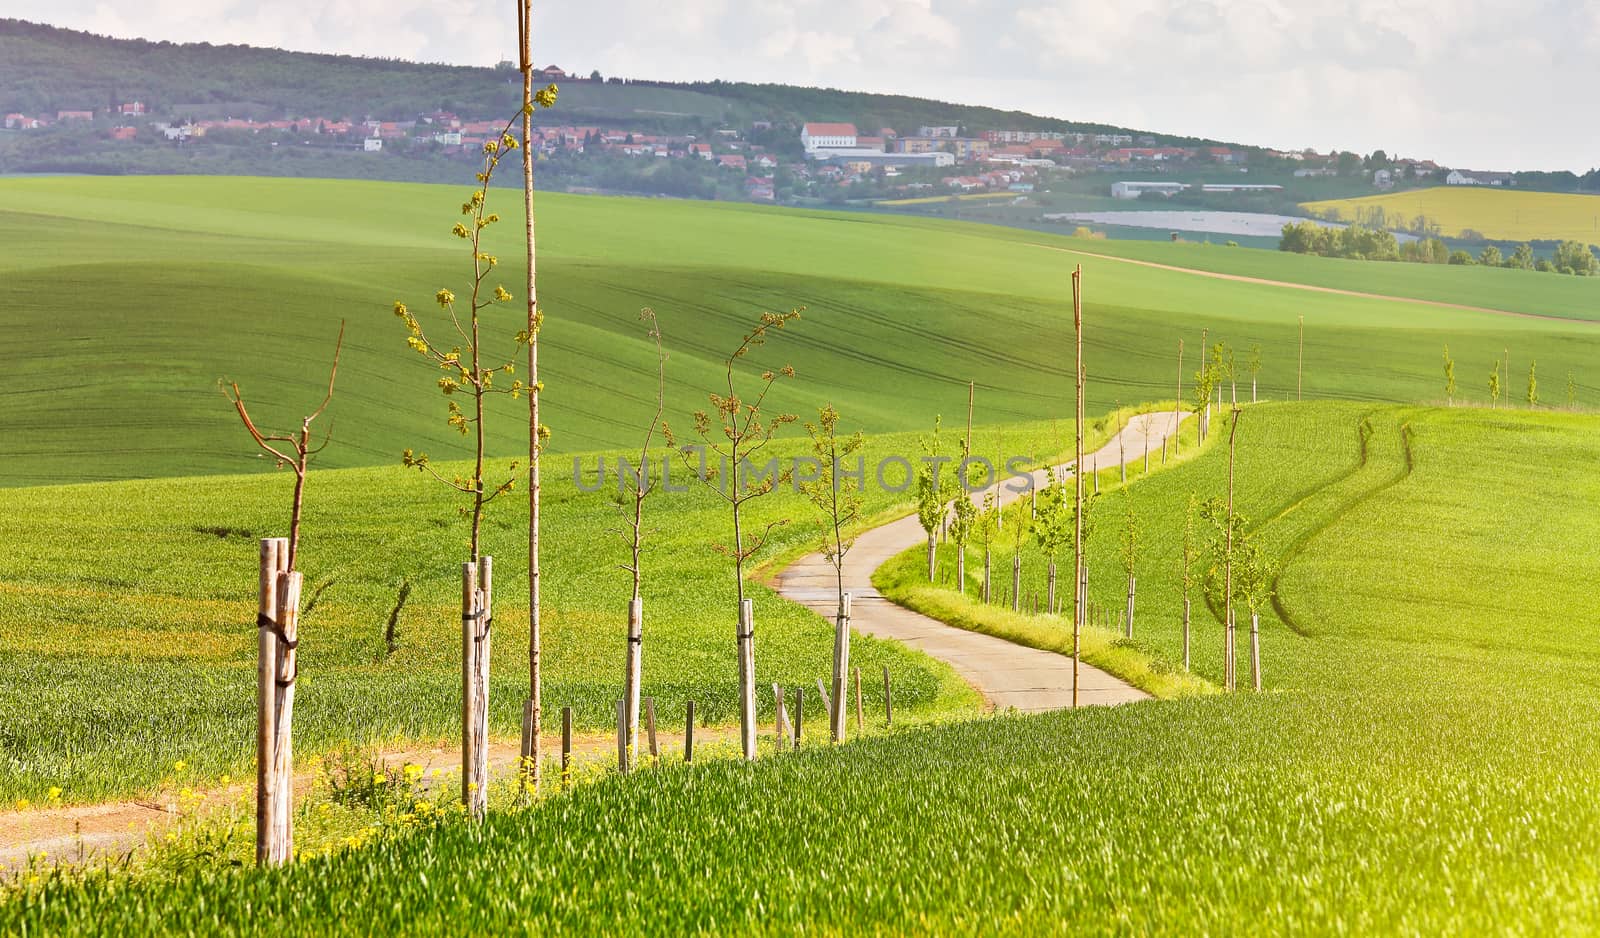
[5,175,1600,487]
[10,401,1600,932]
[1303,186,1600,244]
[0,414,1135,804]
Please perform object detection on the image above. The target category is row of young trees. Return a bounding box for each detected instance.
[1280,220,1600,275]
[1443,345,1578,409]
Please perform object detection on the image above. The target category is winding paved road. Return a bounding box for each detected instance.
[776,410,1190,712]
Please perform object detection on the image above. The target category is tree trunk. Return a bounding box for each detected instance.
[622,597,642,773]
[1252,376,1258,403]
[1250,611,1261,692]
[1046,560,1057,614]
[518,0,543,798]
[738,599,756,760]
[830,594,851,743]
[1125,573,1135,639]
[926,534,936,582]
[983,548,991,604]
[956,546,966,596]
[1182,595,1191,671]
[1011,553,1021,612]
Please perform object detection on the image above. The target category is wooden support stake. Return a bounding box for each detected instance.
[794,687,804,746]
[854,666,864,734]
[882,666,893,725]
[461,561,489,819]
[645,696,658,760]
[269,565,300,864]
[684,700,695,763]
[830,593,851,743]
[255,538,281,866]
[1251,611,1262,692]
[816,678,833,729]
[623,596,643,773]
[616,698,627,773]
[561,705,572,789]
[773,683,788,752]
[738,599,756,761]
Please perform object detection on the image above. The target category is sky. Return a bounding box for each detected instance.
[7,0,1599,171]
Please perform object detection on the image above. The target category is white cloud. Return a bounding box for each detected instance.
[6,0,1598,169]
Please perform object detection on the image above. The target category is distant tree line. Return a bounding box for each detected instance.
[1279,221,1599,275]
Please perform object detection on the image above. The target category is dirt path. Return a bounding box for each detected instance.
[1030,243,1595,325]
[1,727,732,872]
[777,410,1188,712]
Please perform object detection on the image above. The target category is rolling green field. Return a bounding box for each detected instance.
[10,401,1600,933]
[1,417,1120,804]
[4,175,1600,488]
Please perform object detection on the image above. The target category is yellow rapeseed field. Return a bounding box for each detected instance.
[1303,186,1600,244]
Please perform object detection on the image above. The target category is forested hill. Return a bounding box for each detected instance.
[0,18,1208,144]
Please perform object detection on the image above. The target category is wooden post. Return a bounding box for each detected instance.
[561,705,572,788]
[623,596,643,772]
[830,592,851,744]
[1182,596,1192,671]
[882,666,893,725]
[773,684,787,752]
[1174,338,1184,454]
[1125,574,1135,639]
[1251,611,1262,692]
[1011,554,1021,612]
[269,566,300,864]
[816,678,832,721]
[615,698,627,772]
[982,550,991,604]
[684,701,695,763]
[461,560,489,819]
[738,599,756,761]
[853,666,864,734]
[255,538,280,866]
[794,687,804,746]
[1046,561,1057,616]
[645,697,658,760]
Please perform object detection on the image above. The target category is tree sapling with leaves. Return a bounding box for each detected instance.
[665,308,802,761]
[915,416,957,582]
[1233,526,1277,692]
[1181,492,1199,671]
[1032,467,1075,614]
[1247,343,1262,403]
[1489,361,1502,409]
[800,402,864,743]
[1443,345,1456,406]
[392,125,531,817]
[1119,486,1140,639]
[1528,359,1539,408]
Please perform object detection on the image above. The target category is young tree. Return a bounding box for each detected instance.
[613,310,666,773]
[1007,495,1029,611]
[1528,359,1539,408]
[1137,412,1156,473]
[1508,243,1535,270]
[1568,371,1579,409]
[800,402,864,743]
[1479,245,1503,267]
[1119,486,1140,639]
[948,383,979,595]
[393,129,525,816]
[665,308,802,761]
[915,416,956,582]
[974,487,1001,604]
[1233,526,1277,693]
[1172,339,1184,454]
[223,324,343,864]
[1442,345,1456,406]
[514,0,561,796]
[1489,361,1502,409]
[1247,343,1262,403]
[1032,466,1073,614]
[1201,406,1245,690]
[1180,493,1199,671]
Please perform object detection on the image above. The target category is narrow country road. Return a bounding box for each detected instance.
[776,410,1190,712]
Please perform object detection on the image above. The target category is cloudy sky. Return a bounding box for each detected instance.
[9,0,1599,170]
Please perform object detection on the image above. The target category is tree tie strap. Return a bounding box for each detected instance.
[256,612,300,650]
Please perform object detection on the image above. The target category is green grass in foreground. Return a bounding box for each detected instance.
[5,175,1600,486]
[9,401,1600,933]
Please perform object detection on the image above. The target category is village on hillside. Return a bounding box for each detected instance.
[2,66,1517,208]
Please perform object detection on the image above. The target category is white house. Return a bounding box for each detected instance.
[1111,181,1190,199]
[800,122,858,154]
[363,137,383,152]
[1446,169,1513,186]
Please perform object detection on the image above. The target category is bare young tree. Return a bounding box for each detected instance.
[222,322,343,865]
[666,308,802,760]
[800,402,864,743]
[613,310,666,772]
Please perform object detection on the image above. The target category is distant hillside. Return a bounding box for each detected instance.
[0,18,1210,145]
